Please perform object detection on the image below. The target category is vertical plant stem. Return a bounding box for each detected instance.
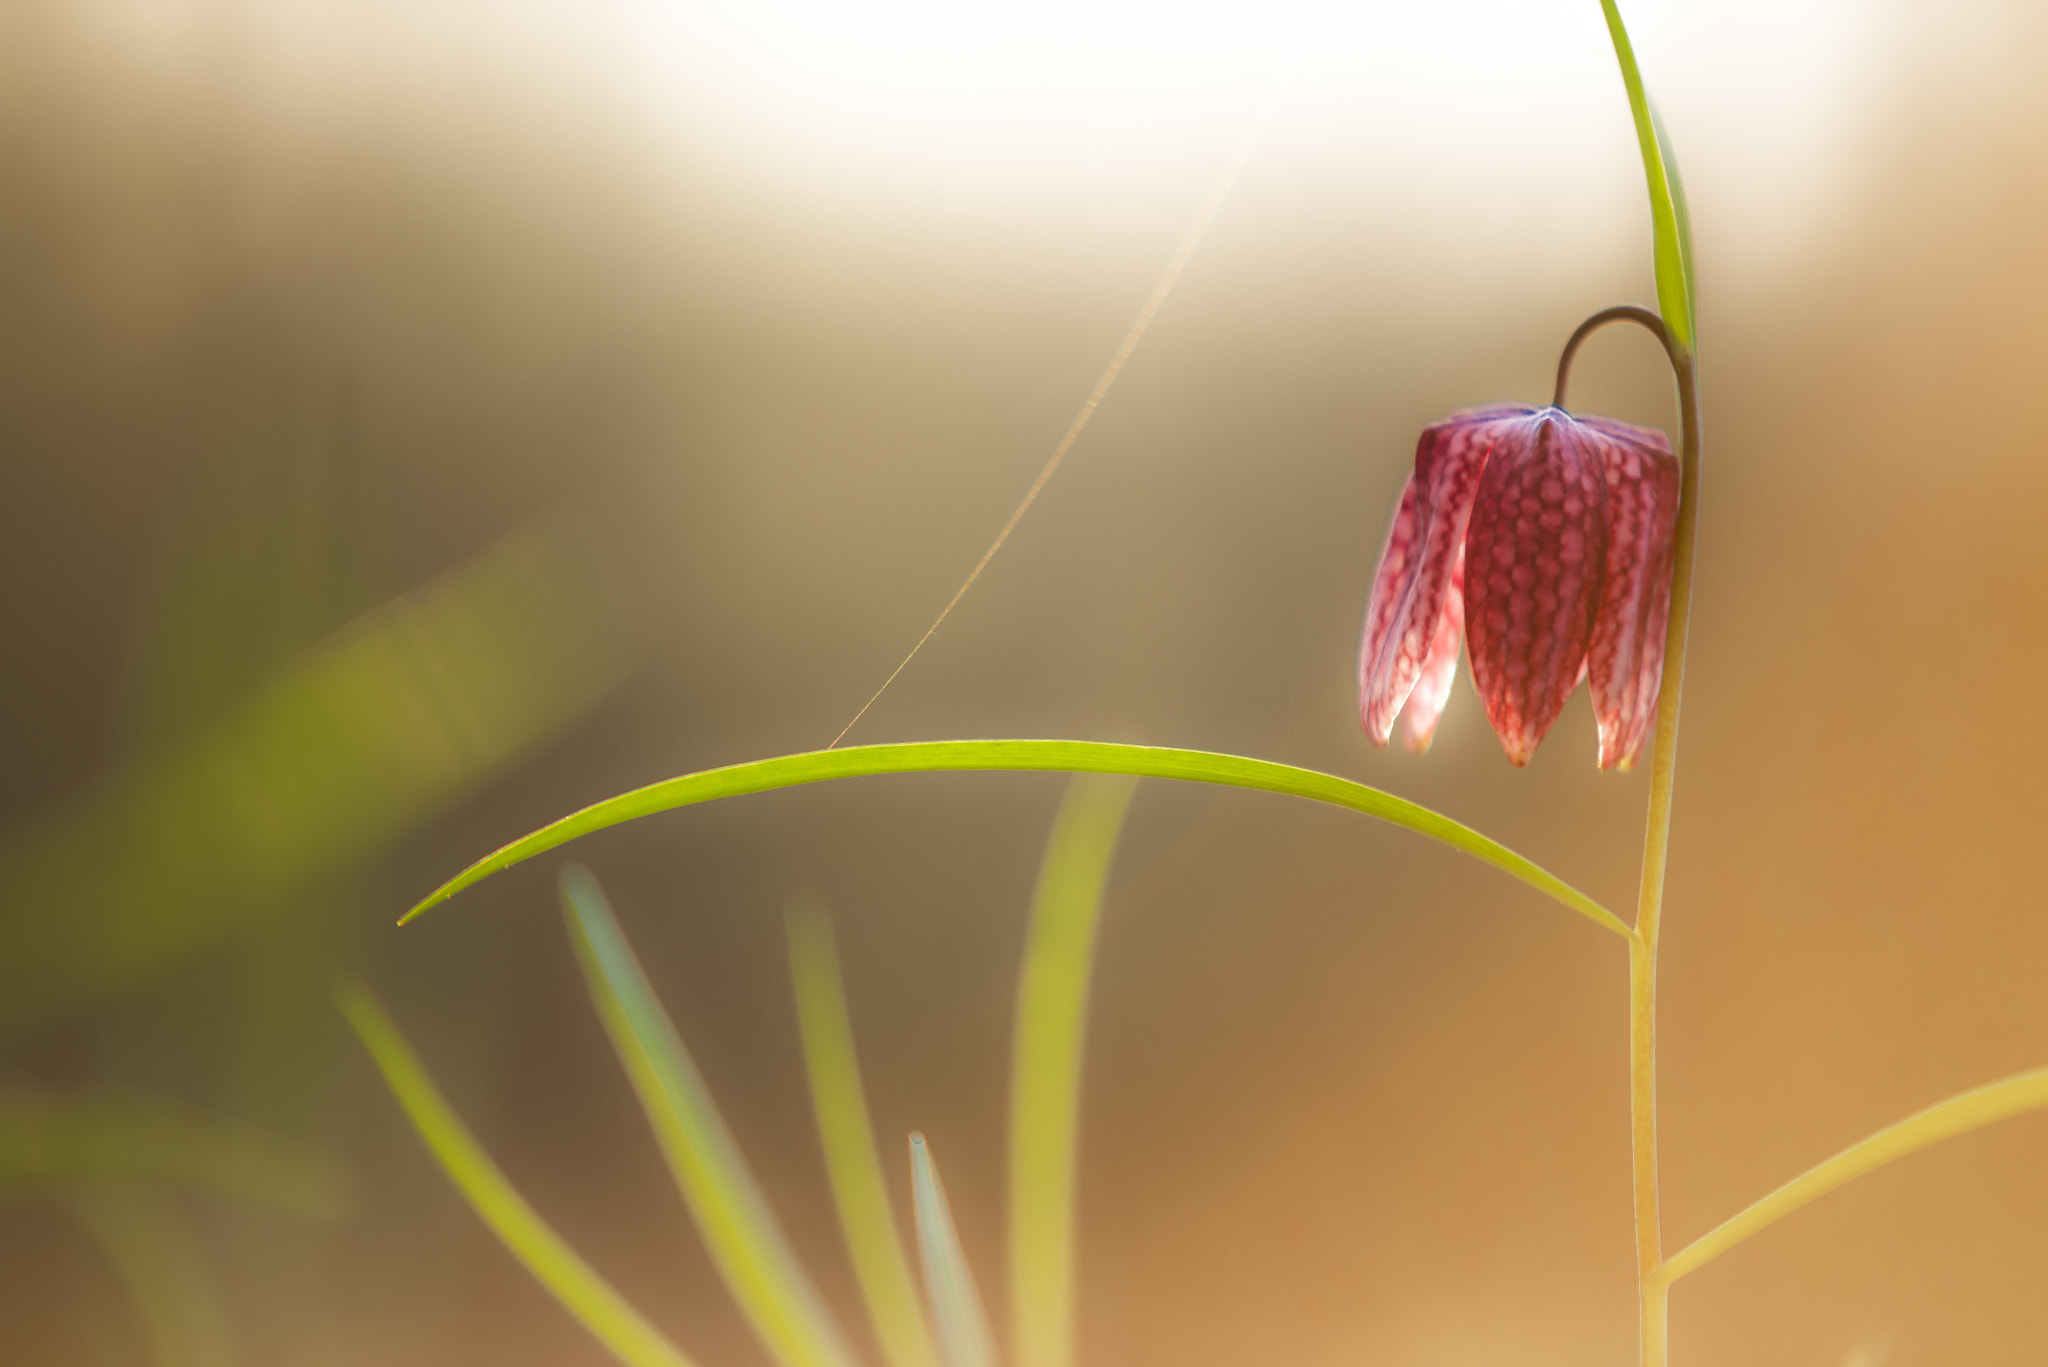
[1557,301,1699,1367]
[1588,2,1700,1354]
[1630,346,1701,1367]
[1640,1273,1671,1367]
[1627,932,1664,1367]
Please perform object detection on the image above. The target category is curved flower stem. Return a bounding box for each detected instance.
[1555,304,1701,1367]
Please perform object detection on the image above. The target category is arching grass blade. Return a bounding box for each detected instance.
[1654,1064,2048,1286]
[786,902,941,1367]
[908,1133,999,1367]
[334,979,698,1367]
[561,868,860,1367]
[403,741,1623,940]
[1008,775,1135,1367]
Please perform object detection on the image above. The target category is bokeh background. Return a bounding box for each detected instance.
[4,0,2046,1363]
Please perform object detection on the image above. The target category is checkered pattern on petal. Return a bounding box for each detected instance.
[1582,416,1680,771]
[1462,410,1610,766]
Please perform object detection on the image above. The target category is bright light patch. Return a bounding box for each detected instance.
[78,0,1900,261]
[623,0,1889,195]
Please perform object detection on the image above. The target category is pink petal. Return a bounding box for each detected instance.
[1583,417,1680,771]
[1400,545,1464,752]
[1357,474,1422,743]
[1358,407,1529,745]
[1462,410,1609,766]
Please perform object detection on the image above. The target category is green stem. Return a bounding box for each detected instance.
[1628,933,1664,1367]
[1635,342,1698,1367]
[1639,1274,1670,1367]
[1555,306,1700,1367]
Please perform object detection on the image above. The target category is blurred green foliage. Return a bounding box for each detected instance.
[562,868,860,1367]
[0,413,640,1361]
[335,980,696,1367]
[0,1094,345,1216]
[1007,774,1135,1367]
[66,1192,237,1367]
[787,904,941,1367]
[0,1089,348,1367]
[908,1133,997,1367]
[0,518,636,1040]
[347,773,1139,1367]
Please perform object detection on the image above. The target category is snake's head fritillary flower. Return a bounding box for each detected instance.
[1359,404,1679,769]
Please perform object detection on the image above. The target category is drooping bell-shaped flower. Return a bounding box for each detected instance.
[1359,404,1679,769]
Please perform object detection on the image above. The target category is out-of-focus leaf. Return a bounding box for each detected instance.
[67,1191,236,1367]
[0,1096,344,1219]
[786,903,940,1367]
[0,521,637,1040]
[405,741,1624,939]
[1599,0,1696,352]
[1007,776,1135,1367]
[335,978,698,1367]
[560,868,859,1367]
[130,418,356,751]
[1654,1064,2048,1286]
[908,1134,998,1367]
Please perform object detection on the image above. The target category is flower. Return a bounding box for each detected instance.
[1358,404,1679,769]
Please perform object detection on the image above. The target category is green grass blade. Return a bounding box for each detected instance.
[334,978,698,1367]
[561,869,860,1367]
[787,903,942,1367]
[1654,1064,2048,1286]
[68,1192,236,1367]
[0,1097,344,1219]
[1650,99,1696,338]
[1008,775,1136,1367]
[404,741,1623,940]
[1599,0,1696,352]
[908,1134,999,1367]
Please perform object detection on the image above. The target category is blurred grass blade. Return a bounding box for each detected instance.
[0,521,637,1041]
[908,1133,999,1367]
[406,741,1622,940]
[1008,776,1136,1367]
[1599,0,1695,352]
[68,1191,236,1367]
[561,868,860,1367]
[786,903,942,1367]
[334,978,698,1367]
[1654,1064,2048,1286]
[0,1097,344,1218]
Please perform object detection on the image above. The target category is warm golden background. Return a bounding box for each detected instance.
[4,1,2046,1363]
